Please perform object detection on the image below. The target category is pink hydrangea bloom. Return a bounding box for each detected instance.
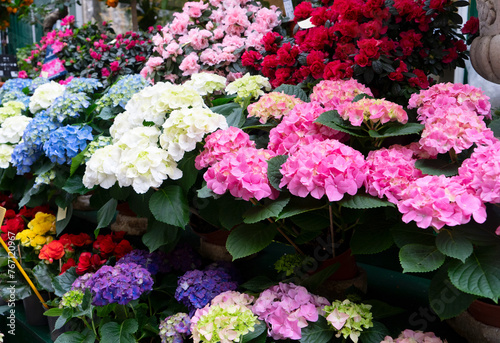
[195,127,256,169]
[408,82,491,120]
[252,283,330,341]
[279,140,366,202]
[247,92,304,124]
[364,145,424,203]
[268,102,348,155]
[381,329,447,343]
[418,105,496,155]
[397,175,487,230]
[336,98,408,127]
[310,79,373,111]
[203,147,278,201]
[458,140,500,203]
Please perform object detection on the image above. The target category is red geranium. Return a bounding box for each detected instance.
[94,235,116,258]
[76,252,106,275]
[71,233,92,247]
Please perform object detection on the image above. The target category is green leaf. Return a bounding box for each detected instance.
[54,331,96,343]
[241,321,267,343]
[211,96,236,106]
[363,300,404,320]
[340,194,395,209]
[489,118,500,138]
[99,319,138,343]
[368,123,424,138]
[350,224,394,255]
[315,111,364,137]
[56,204,74,235]
[299,316,333,343]
[109,185,131,201]
[43,308,64,317]
[243,195,290,224]
[352,93,374,102]
[98,107,114,120]
[240,275,276,292]
[448,247,500,301]
[390,222,436,248]
[290,213,330,232]
[176,151,198,192]
[414,159,459,176]
[267,155,288,190]
[436,229,473,263]
[429,267,476,320]
[63,174,90,195]
[96,198,118,230]
[70,149,87,176]
[277,197,326,219]
[218,197,252,230]
[226,223,277,260]
[142,220,179,252]
[54,308,72,330]
[300,264,339,292]
[359,322,390,343]
[211,103,244,128]
[127,189,154,218]
[52,268,78,297]
[273,84,309,102]
[400,244,445,273]
[33,263,55,293]
[149,186,189,228]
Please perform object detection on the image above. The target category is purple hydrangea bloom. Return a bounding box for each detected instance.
[117,249,170,275]
[175,267,238,312]
[89,263,153,306]
[159,312,191,343]
[71,272,95,292]
[166,243,202,273]
[43,125,93,164]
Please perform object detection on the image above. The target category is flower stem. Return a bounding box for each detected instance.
[449,148,458,163]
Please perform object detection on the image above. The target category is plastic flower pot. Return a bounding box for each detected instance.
[22,293,49,326]
[48,315,73,341]
[468,299,500,328]
[317,248,359,281]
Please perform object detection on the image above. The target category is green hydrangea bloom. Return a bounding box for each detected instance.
[274,254,310,276]
[83,136,113,161]
[225,73,271,105]
[323,300,373,343]
[0,101,25,124]
[60,290,84,308]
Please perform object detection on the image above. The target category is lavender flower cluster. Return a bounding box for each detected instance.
[117,249,171,275]
[159,312,191,343]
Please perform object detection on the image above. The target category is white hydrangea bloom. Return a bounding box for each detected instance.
[0,144,14,168]
[125,82,205,127]
[160,108,228,161]
[225,73,271,102]
[29,81,65,113]
[116,145,182,194]
[0,115,32,144]
[109,111,135,140]
[0,101,25,123]
[83,144,122,189]
[115,126,161,148]
[184,73,227,96]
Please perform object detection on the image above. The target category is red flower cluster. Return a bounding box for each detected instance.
[0,205,51,242]
[242,0,469,100]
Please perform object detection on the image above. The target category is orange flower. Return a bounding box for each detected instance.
[39,241,65,263]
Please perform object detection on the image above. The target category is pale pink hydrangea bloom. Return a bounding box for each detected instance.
[179,52,201,76]
[195,127,256,169]
[247,92,304,124]
[397,175,486,230]
[268,102,348,155]
[458,140,500,203]
[310,79,373,111]
[279,140,367,202]
[381,329,447,343]
[336,98,408,127]
[252,283,330,341]
[418,105,496,155]
[203,147,278,201]
[364,145,424,203]
[408,82,491,120]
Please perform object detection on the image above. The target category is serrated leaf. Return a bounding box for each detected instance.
[390,222,436,248]
[240,276,276,292]
[315,111,365,137]
[226,223,277,260]
[176,151,198,192]
[300,264,339,292]
[98,106,114,120]
[142,220,179,252]
[359,322,390,343]
[241,321,267,343]
[414,159,459,176]
[350,224,394,255]
[340,194,395,209]
[99,319,138,343]
[33,263,55,293]
[299,316,333,343]
[218,196,252,230]
[96,198,118,230]
[448,247,500,301]
[149,186,189,228]
[243,196,290,224]
[211,103,244,128]
[273,84,309,102]
[54,331,96,343]
[400,244,445,273]
[277,197,326,219]
[436,229,473,262]
[290,213,330,232]
[63,174,90,195]
[428,267,476,320]
[53,268,78,297]
[368,123,424,138]
[267,155,288,190]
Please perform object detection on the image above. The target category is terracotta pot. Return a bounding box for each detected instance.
[468,299,500,328]
[111,202,147,236]
[195,229,231,246]
[194,228,233,261]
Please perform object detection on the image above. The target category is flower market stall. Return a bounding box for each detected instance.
[0,0,500,342]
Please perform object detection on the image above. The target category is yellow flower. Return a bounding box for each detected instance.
[31,235,48,250]
[16,229,36,246]
[28,212,56,236]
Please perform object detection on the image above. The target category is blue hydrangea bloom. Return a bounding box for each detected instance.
[175,267,238,312]
[43,125,93,164]
[11,142,43,175]
[28,77,50,93]
[89,263,153,306]
[159,313,191,343]
[117,249,170,275]
[0,89,30,107]
[0,78,32,95]
[66,77,103,94]
[96,74,148,110]
[47,91,90,122]
[22,110,61,147]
